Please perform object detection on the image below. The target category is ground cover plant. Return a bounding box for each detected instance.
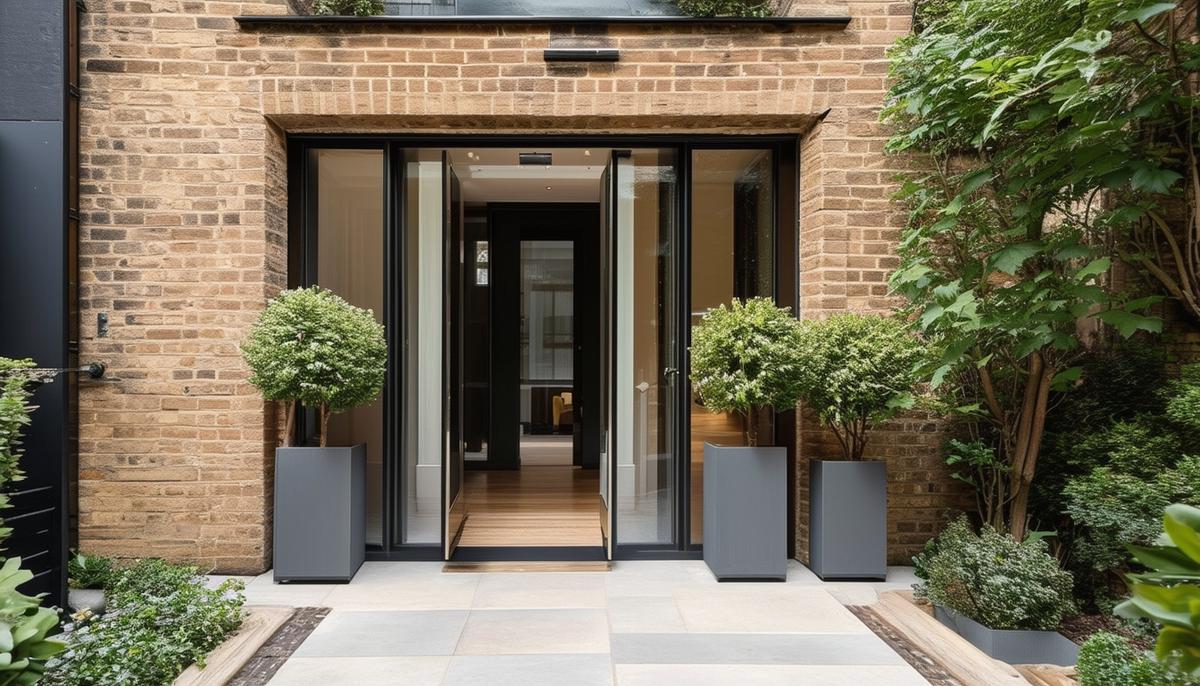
[1077,631,1192,686]
[45,559,245,686]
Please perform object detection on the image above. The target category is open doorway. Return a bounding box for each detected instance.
[448,149,608,554]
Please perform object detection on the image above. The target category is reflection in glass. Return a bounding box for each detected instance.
[689,149,774,545]
[313,149,385,547]
[616,149,679,545]
[401,149,444,544]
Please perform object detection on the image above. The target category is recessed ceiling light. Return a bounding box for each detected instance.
[583,150,591,156]
[546,186,552,191]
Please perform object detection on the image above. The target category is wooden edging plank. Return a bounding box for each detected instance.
[872,591,1032,686]
[173,606,295,686]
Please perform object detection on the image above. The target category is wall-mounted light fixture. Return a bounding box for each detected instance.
[543,48,620,62]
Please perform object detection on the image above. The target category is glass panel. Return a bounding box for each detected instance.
[401,149,444,545]
[688,149,774,545]
[616,149,679,545]
[313,149,386,547]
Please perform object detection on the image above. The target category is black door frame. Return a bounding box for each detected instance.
[288,135,798,562]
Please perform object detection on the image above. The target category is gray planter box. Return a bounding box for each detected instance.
[274,444,366,583]
[809,459,887,580]
[934,606,1080,667]
[703,443,786,581]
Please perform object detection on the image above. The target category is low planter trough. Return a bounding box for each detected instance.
[933,605,1080,667]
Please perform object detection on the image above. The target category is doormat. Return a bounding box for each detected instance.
[226,606,331,686]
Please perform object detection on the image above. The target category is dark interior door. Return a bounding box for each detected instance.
[486,204,600,472]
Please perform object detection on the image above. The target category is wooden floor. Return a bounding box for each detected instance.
[459,466,604,547]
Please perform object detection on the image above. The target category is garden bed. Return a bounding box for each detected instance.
[860,591,1079,686]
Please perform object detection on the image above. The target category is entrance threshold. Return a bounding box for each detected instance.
[449,546,607,563]
[443,561,611,573]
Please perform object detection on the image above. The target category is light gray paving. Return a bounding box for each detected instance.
[443,655,614,686]
[292,610,468,657]
[609,632,907,665]
[257,561,929,686]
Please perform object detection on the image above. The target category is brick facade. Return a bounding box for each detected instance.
[77,0,965,572]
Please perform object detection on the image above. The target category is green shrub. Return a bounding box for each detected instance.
[46,559,246,686]
[1065,458,1200,604]
[0,557,66,685]
[689,297,804,446]
[66,552,114,590]
[674,0,773,17]
[1077,631,1189,686]
[1118,504,1200,679]
[311,0,384,15]
[791,313,923,461]
[914,517,1074,630]
[242,286,387,447]
[1165,365,1200,435]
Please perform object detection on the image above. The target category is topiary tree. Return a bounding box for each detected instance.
[689,297,803,447]
[674,0,774,17]
[311,0,384,16]
[242,286,387,447]
[791,313,924,461]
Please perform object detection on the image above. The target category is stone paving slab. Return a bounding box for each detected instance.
[247,561,929,686]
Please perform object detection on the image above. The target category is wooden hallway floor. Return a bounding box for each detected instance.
[459,466,604,548]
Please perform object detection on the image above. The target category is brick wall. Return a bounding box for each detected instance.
[77,0,964,572]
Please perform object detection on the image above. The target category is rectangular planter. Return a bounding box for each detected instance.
[934,605,1080,667]
[809,459,887,580]
[274,444,366,583]
[703,443,787,581]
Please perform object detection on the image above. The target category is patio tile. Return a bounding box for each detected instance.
[456,609,610,655]
[614,664,928,686]
[267,657,449,685]
[606,596,686,634]
[442,654,614,686]
[293,610,468,657]
[322,573,480,611]
[672,587,869,634]
[610,633,905,665]
[471,572,607,609]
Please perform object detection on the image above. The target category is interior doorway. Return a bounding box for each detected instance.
[445,151,609,557]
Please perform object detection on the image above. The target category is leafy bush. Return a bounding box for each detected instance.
[46,559,246,686]
[1118,504,1200,679]
[914,517,1074,630]
[1077,632,1188,686]
[0,557,66,685]
[689,297,803,446]
[1066,458,1200,592]
[791,313,923,461]
[944,438,1009,530]
[311,0,384,15]
[66,552,114,590]
[1165,365,1200,435]
[242,286,387,446]
[674,0,773,17]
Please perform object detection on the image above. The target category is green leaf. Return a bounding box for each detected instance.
[1131,164,1184,194]
[1115,2,1177,24]
[1050,367,1083,391]
[1075,257,1111,282]
[992,243,1040,274]
[1096,309,1163,337]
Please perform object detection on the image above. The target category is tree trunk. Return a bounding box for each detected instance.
[744,408,759,447]
[319,404,330,448]
[1006,352,1054,541]
[281,400,296,448]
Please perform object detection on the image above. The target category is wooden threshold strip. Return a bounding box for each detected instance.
[442,561,611,573]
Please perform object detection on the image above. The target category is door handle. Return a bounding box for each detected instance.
[664,367,679,377]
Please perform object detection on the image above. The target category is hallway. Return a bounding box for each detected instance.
[459,466,604,548]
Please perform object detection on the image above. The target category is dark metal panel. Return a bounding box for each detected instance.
[0,121,69,601]
[0,2,65,121]
[236,14,851,27]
